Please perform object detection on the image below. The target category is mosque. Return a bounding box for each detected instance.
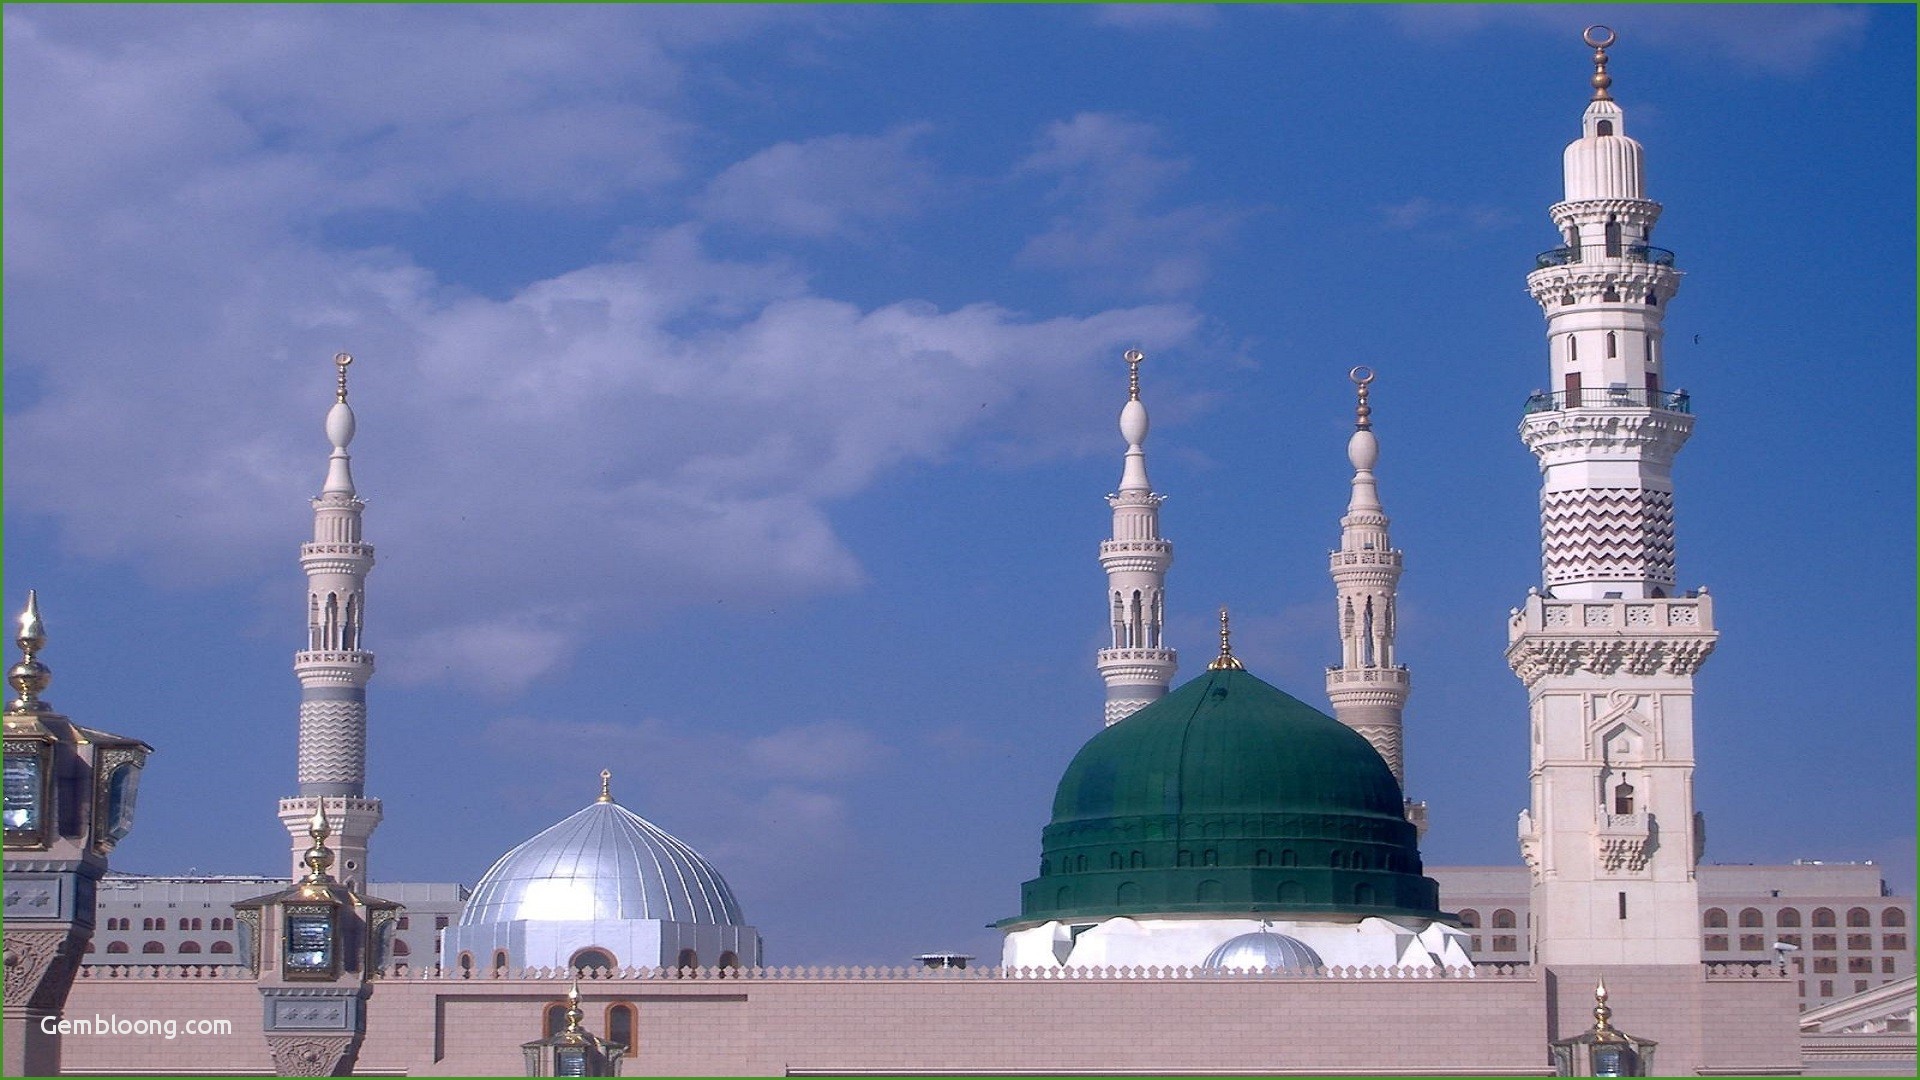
[6,28,1911,1079]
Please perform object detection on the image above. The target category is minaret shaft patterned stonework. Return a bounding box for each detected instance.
[1509,30,1717,968]
[1096,350,1176,726]
[1325,369,1411,787]
[279,353,381,890]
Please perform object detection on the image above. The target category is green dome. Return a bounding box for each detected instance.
[1004,666,1441,928]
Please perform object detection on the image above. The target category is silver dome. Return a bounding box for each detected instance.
[1202,929,1324,971]
[458,800,744,927]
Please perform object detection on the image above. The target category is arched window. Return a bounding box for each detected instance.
[1605,218,1622,256]
[107,941,129,954]
[1739,908,1764,928]
[1202,849,1218,867]
[142,941,165,954]
[1704,908,1729,928]
[1117,881,1140,904]
[211,941,234,955]
[1493,909,1517,929]
[1596,119,1614,136]
[677,948,699,971]
[1177,850,1193,867]
[492,949,510,972]
[1109,852,1123,870]
[458,952,474,975]
[1330,851,1347,869]
[1613,782,1635,816]
[1568,336,1579,363]
[1129,851,1144,869]
[717,950,740,971]
[1075,854,1087,872]
[1458,909,1481,928]
[1197,879,1223,903]
[543,1004,568,1038]
[571,948,616,973]
[607,1004,636,1050]
[178,941,201,954]
[1778,908,1802,927]
[392,940,411,957]
[1055,886,1070,907]
[1353,851,1368,871]
[1813,908,1836,928]
[1254,849,1272,867]
[1279,849,1297,867]
[1883,908,1906,928]
[1606,331,1618,358]
[1847,908,1871,928]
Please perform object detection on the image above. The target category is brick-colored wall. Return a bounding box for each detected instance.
[59,963,1796,1077]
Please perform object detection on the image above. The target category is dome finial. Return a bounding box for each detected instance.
[1208,606,1244,671]
[597,769,614,803]
[564,980,585,1031]
[7,590,53,712]
[334,351,353,403]
[1592,976,1614,1031]
[1584,25,1615,102]
[1350,365,1374,431]
[1124,349,1144,402]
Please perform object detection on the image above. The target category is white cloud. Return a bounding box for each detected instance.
[3,10,1206,694]
[1016,113,1248,298]
[697,125,943,240]
[1377,196,1518,236]
[746,720,892,781]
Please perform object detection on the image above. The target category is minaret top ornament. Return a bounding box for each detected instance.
[334,351,352,403]
[1585,25,1615,101]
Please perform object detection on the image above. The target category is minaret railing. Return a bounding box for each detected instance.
[1522,387,1691,414]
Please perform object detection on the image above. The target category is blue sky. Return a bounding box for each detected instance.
[4,4,1913,965]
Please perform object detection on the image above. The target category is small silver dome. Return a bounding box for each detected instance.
[1202,929,1324,971]
[458,799,744,927]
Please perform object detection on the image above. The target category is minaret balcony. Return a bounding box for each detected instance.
[1325,665,1410,690]
[1522,387,1691,414]
[1532,244,1675,270]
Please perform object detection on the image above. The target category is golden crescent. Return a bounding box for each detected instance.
[1349,365,1375,385]
[1583,25,1616,49]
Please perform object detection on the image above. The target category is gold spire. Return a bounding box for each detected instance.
[7,590,53,713]
[301,802,336,884]
[1592,977,1614,1031]
[334,352,353,403]
[1124,349,1144,402]
[1350,365,1375,431]
[597,769,613,803]
[1584,25,1616,101]
[563,980,585,1032]
[1207,606,1244,671]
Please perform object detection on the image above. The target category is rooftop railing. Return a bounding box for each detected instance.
[1522,387,1691,414]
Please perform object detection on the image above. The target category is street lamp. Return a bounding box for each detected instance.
[2,591,152,1077]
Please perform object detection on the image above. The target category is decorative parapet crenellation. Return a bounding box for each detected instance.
[92,962,1532,983]
[1506,592,1717,687]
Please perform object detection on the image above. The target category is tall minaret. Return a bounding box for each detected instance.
[1095,349,1176,726]
[1324,368,1419,827]
[1508,28,1717,967]
[277,352,381,890]
[1324,368,1409,774]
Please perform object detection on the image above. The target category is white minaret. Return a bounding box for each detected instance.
[1324,368,1422,832]
[1095,349,1176,725]
[1509,29,1717,967]
[1325,368,1409,777]
[277,353,381,890]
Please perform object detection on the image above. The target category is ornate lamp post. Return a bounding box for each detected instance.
[235,803,399,1077]
[522,983,627,1077]
[1551,979,1658,1076]
[3,591,152,1077]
